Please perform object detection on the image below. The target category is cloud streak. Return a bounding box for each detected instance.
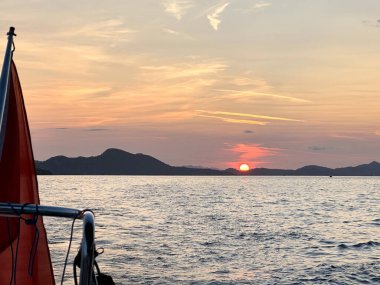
[254,2,272,9]
[215,89,312,103]
[62,19,136,41]
[197,110,303,122]
[198,114,267,125]
[163,0,194,20]
[235,1,271,14]
[251,1,272,12]
[140,61,227,80]
[227,143,281,167]
[330,134,364,141]
[230,143,279,160]
[308,146,329,152]
[207,2,230,30]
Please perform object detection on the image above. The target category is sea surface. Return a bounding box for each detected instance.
[38,176,380,285]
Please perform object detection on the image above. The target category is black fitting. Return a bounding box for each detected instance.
[7,27,16,36]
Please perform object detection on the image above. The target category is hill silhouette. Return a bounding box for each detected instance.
[35,148,228,175]
[249,161,380,176]
[35,168,52,175]
[35,148,380,176]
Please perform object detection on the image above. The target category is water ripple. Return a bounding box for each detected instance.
[38,176,380,284]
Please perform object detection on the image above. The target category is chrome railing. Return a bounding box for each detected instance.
[0,203,96,285]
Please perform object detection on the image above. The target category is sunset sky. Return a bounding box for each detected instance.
[1,0,380,169]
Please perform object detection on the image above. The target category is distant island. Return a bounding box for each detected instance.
[35,148,380,176]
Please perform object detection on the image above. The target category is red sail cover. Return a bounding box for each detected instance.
[0,61,55,284]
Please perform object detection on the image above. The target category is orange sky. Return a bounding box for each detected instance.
[1,1,380,169]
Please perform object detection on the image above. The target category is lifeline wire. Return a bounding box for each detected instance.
[10,203,28,285]
[60,213,80,285]
[27,204,40,276]
[6,218,15,285]
[6,203,34,285]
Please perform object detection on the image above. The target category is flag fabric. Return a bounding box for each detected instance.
[0,60,55,284]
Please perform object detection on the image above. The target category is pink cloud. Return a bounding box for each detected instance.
[227,143,281,168]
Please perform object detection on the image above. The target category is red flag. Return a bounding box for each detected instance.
[0,61,55,284]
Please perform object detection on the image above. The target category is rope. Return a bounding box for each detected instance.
[11,203,27,285]
[60,212,81,285]
[27,205,40,276]
[5,203,42,284]
[6,218,15,285]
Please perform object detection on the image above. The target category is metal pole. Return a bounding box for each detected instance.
[0,202,82,219]
[0,203,96,285]
[79,211,96,285]
[0,27,16,158]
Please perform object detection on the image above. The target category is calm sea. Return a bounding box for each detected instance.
[38,176,380,285]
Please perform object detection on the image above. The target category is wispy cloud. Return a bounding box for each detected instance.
[84,128,109,132]
[228,143,280,167]
[254,2,272,9]
[197,110,303,122]
[198,114,267,125]
[235,1,271,14]
[28,82,112,97]
[215,89,311,103]
[17,41,123,76]
[230,143,279,159]
[140,61,227,80]
[62,19,136,41]
[308,146,329,152]
[330,133,364,140]
[163,28,194,40]
[163,28,181,36]
[207,2,230,31]
[250,1,272,12]
[163,0,194,20]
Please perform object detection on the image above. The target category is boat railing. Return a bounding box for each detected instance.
[0,202,95,285]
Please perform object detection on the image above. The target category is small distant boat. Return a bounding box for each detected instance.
[0,27,104,285]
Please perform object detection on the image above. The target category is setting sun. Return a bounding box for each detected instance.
[239,163,250,172]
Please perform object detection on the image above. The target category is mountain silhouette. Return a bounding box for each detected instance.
[334,161,380,176]
[35,168,52,175]
[35,148,228,175]
[35,148,380,176]
[249,161,380,176]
